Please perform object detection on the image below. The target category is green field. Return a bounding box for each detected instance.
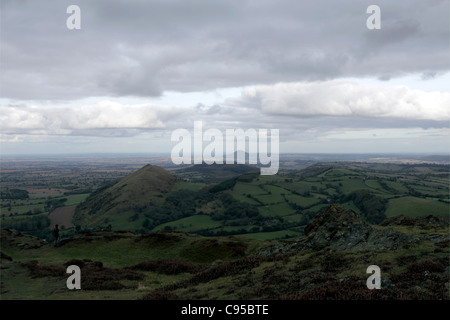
[307,203,331,213]
[152,215,222,233]
[282,213,304,223]
[63,193,90,206]
[258,202,295,217]
[1,203,45,215]
[386,196,449,217]
[383,180,409,194]
[409,184,447,197]
[1,193,90,217]
[232,183,266,196]
[285,194,320,207]
[365,179,388,193]
[257,193,285,205]
[338,178,368,194]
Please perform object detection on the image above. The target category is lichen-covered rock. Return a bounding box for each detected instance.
[258,205,422,255]
[300,205,419,251]
[304,204,365,237]
[380,214,450,228]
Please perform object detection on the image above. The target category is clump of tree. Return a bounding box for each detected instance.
[2,215,50,232]
[209,177,239,193]
[1,189,29,200]
[342,190,387,224]
[45,197,67,211]
[142,189,214,230]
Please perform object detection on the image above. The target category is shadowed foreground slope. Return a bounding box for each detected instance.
[1,205,449,300]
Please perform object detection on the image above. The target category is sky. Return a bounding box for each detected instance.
[1,0,449,155]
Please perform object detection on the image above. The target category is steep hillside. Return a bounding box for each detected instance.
[74,165,177,230]
[173,163,259,183]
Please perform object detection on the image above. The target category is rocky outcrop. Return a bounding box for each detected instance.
[300,205,419,251]
[259,205,422,256]
[380,214,450,228]
[0,228,47,249]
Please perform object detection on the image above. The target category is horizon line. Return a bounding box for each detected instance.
[1,152,449,158]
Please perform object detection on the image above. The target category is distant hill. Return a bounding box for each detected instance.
[73,163,266,233]
[173,163,259,183]
[74,165,177,230]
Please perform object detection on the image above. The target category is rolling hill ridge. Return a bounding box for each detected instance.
[72,161,449,240]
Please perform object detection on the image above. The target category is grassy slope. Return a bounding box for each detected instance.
[0,229,267,300]
[2,231,264,267]
[3,221,448,300]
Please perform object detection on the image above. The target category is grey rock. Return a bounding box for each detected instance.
[300,205,419,251]
[258,205,422,256]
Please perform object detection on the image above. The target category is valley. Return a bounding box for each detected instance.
[1,154,448,241]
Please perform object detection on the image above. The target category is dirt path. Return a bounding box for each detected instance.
[48,205,76,229]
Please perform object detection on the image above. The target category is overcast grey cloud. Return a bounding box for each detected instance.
[0,0,449,154]
[1,0,448,100]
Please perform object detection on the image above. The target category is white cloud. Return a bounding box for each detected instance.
[229,81,450,121]
[321,127,450,140]
[0,101,182,136]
